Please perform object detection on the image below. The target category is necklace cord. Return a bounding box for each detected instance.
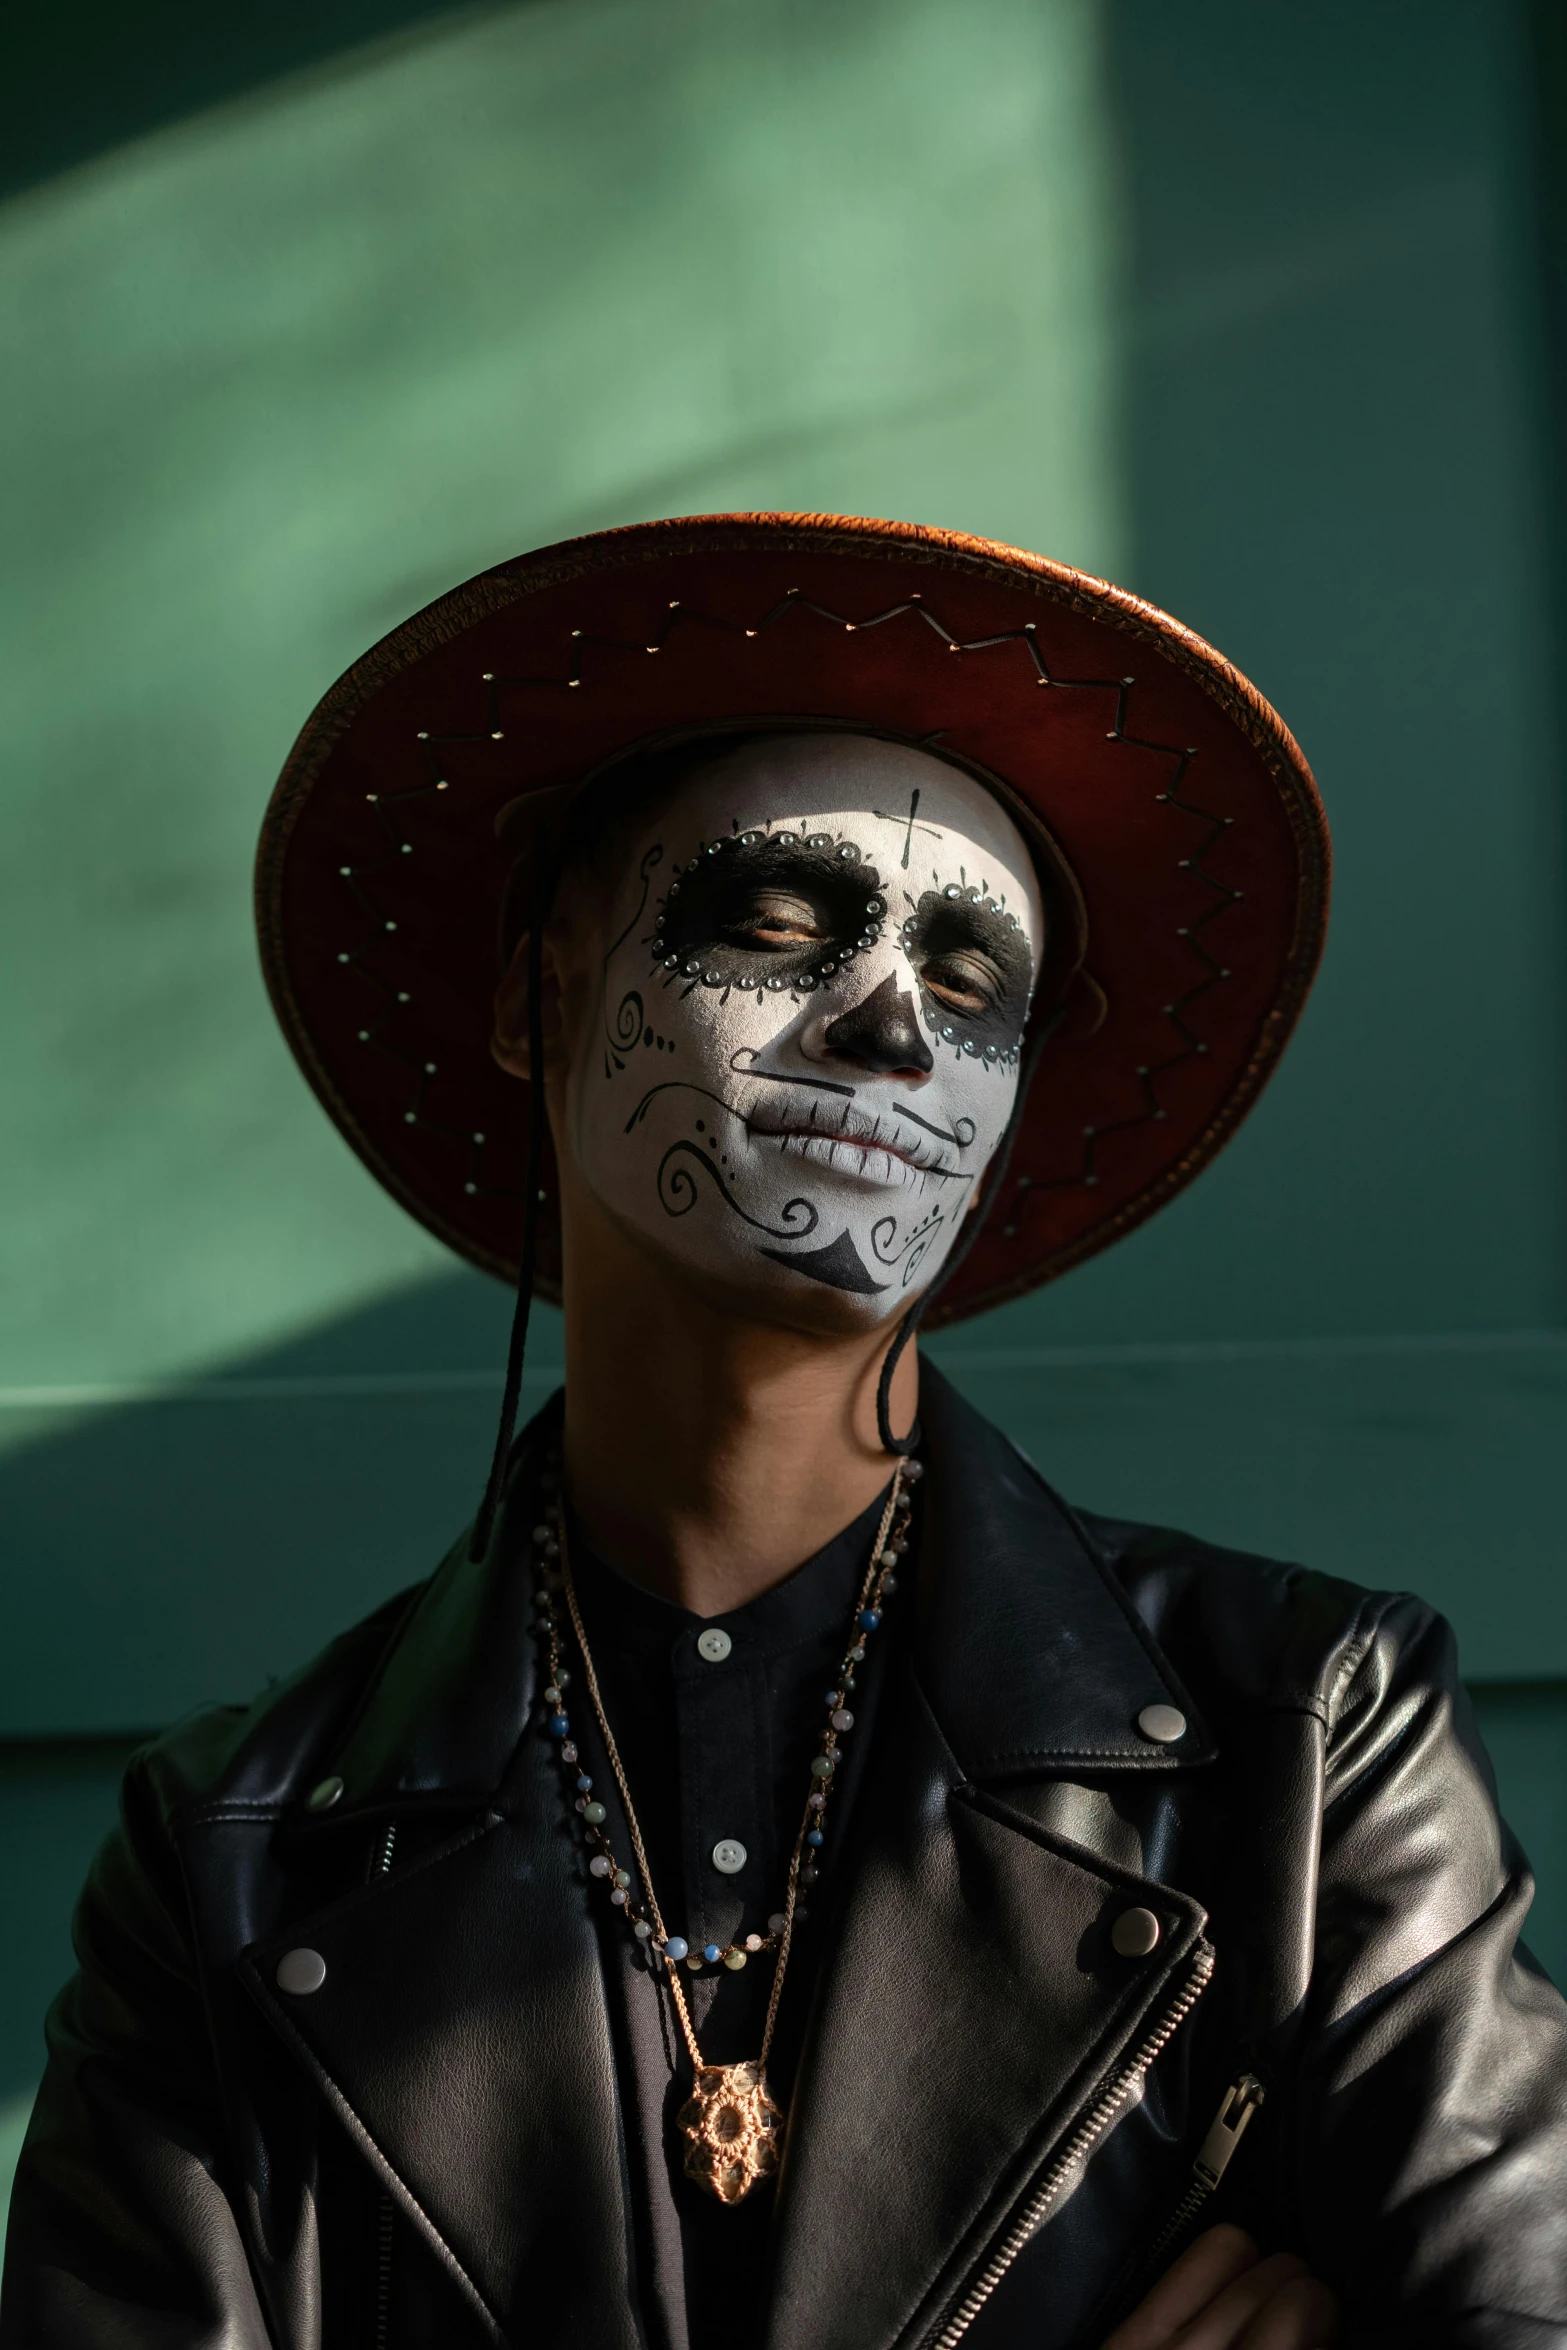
[761,1469,904,2060]
[559,1465,906,2077]
[559,1525,704,2071]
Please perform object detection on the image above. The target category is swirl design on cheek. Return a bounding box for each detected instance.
[657,1141,820,1239]
[870,1202,956,1291]
[607,990,643,1068]
[901,1241,936,1288]
[602,843,663,1075]
[870,1204,946,1266]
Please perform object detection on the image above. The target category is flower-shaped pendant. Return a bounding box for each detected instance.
[679,2060,785,2204]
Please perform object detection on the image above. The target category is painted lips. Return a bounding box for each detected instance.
[745,1095,964,1185]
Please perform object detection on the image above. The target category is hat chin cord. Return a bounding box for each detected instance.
[468,852,554,1564]
[874,1298,926,1455]
[876,998,1056,1458]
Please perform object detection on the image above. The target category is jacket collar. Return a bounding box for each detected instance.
[312,1365,1210,1830]
[913,1364,1213,1776]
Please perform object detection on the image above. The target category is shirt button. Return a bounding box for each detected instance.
[1136,1703,1187,1745]
[696,1628,733,1663]
[711,1838,748,1875]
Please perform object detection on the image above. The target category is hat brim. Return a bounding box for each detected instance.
[256,513,1329,1327]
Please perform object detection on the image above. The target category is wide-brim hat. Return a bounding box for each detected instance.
[256,513,1328,1328]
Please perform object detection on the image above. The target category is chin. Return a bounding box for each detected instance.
[648,1227,933,1341]
[721,1269,925,1341]
[576,1165,947,1339]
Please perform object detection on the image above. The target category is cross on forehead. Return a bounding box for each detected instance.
[872,788,945,871]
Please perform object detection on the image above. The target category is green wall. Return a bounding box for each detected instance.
[4,0,1567,2213]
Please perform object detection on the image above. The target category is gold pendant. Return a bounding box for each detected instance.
[678,2061,785,2204]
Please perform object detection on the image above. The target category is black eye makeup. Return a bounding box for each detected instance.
[644,830,1035,1060]
[651,831,888,996]
[899,886,1034,1064]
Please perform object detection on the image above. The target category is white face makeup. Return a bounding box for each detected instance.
[564,733,1044,1325]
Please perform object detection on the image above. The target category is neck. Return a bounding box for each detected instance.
[558,1194,916,1617]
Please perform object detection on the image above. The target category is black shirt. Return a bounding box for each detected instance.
[567,1486,905,2350]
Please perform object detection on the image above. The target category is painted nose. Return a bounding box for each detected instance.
[822,973,935,1076]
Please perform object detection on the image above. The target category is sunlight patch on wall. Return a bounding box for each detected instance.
[0,0,1122,1394]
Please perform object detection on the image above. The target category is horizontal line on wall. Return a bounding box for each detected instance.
[934,1326,1567,1374]
[2,1327,1566,1411]
[0,1367,547,1408]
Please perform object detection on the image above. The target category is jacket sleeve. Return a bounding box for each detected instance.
[0,1756,274,2349]
[1296,1594,1567,2348]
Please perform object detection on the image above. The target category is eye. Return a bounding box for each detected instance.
[921,948,1003,1015]
[717,891,827,950]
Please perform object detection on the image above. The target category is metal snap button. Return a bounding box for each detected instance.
[306,1774,345,1811]
[1110,1907,1161,1958]
[697,1628,733,1663]
[276,1947,328,1995]
[711,1838,748,1875]
[1136,1704,1186,1745]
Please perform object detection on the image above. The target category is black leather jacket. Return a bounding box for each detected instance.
[6,1369,1567,2350]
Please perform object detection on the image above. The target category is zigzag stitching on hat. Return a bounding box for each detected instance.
[463,585,1139,705]
[1001,743,1237,1228]
[326,589,1237,1218]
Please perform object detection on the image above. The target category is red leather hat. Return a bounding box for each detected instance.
[256,513,1328,1328]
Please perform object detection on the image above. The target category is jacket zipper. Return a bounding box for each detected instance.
[922,1940,1215,2350]
[1083,2067,1266,2343]
[372,1824,399,2349]
[373,2196,396,2350]
[1131,2071,1265,2283]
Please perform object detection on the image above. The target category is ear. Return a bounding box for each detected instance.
[491,929,563,1080]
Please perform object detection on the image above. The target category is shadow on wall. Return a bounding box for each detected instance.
[3,0,484,200]
[0,1268,526,2137]
[0,1271,535,1738]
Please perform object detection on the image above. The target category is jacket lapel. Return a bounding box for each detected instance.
[236,1399,641,2350]
[764,1369,1216,2350]
[240,1781,637,2348]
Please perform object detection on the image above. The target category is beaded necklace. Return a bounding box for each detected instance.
[528,1456,919,2205]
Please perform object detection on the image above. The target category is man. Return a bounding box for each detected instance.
[6,515,1565,2350]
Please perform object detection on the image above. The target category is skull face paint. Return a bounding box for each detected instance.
[565,734,1044,1325]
